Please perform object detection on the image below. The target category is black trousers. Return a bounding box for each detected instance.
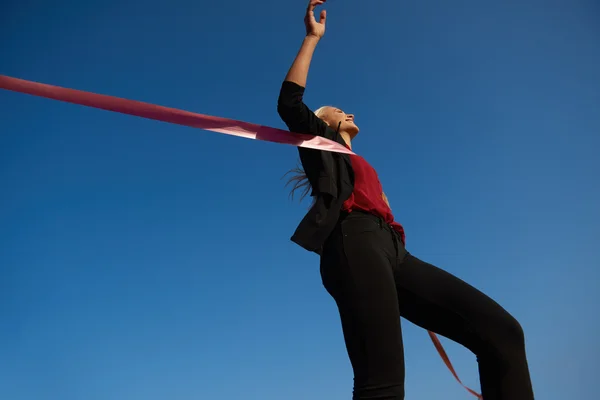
[320,211,534,400]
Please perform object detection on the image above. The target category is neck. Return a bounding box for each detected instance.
[339,131,353,149]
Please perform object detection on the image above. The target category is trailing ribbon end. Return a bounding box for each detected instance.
[0,74,355,155]
[428,331,483,399]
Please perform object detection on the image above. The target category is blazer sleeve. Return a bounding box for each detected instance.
[277,81,337,140]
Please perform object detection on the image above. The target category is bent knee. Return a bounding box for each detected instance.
[505,313,526,344]
[484,310,527,354]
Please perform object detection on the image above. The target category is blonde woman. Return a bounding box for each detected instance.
[277,1,535,399]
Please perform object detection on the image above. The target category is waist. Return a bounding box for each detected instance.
[340,210,401,236]
[331,210,406,258]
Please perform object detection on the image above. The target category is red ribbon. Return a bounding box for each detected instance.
[428,331,483,398]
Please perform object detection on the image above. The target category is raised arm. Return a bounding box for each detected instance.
[284,0,325,88]
[277,1,332,138]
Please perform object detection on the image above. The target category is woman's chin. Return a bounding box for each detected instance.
[348,126,360,138]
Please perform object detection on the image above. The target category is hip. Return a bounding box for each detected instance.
[323,210,406,262]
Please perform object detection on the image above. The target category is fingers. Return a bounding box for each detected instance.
[307,0,326,12]
[305,0,326,33]
[306,0,326,24]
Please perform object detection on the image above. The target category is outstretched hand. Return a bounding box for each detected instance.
[305,0,327,39]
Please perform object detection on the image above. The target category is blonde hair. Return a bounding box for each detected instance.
[314,106,328,119]
[284,106,330,202]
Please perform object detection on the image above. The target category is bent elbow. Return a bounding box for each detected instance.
[277,81,306,130]
[277,100,297,127]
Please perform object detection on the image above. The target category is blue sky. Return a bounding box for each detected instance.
[1,0,599,399]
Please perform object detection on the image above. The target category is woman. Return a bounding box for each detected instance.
[277,1,535,399]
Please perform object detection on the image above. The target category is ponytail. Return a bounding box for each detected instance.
[284,163,312,202]
[284,106,328,203]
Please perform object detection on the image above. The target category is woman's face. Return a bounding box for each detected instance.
[318,106,359,138]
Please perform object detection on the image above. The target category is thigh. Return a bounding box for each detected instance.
[321,217,405,387]
[394,254,515,353]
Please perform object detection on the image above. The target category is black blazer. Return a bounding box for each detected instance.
[277,81,355,254]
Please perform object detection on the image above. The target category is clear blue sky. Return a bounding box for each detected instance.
[1,1,599,399]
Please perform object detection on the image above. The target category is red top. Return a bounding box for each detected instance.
[343,153,406,244]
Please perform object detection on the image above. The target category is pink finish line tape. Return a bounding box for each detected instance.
[0,75,354,155]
